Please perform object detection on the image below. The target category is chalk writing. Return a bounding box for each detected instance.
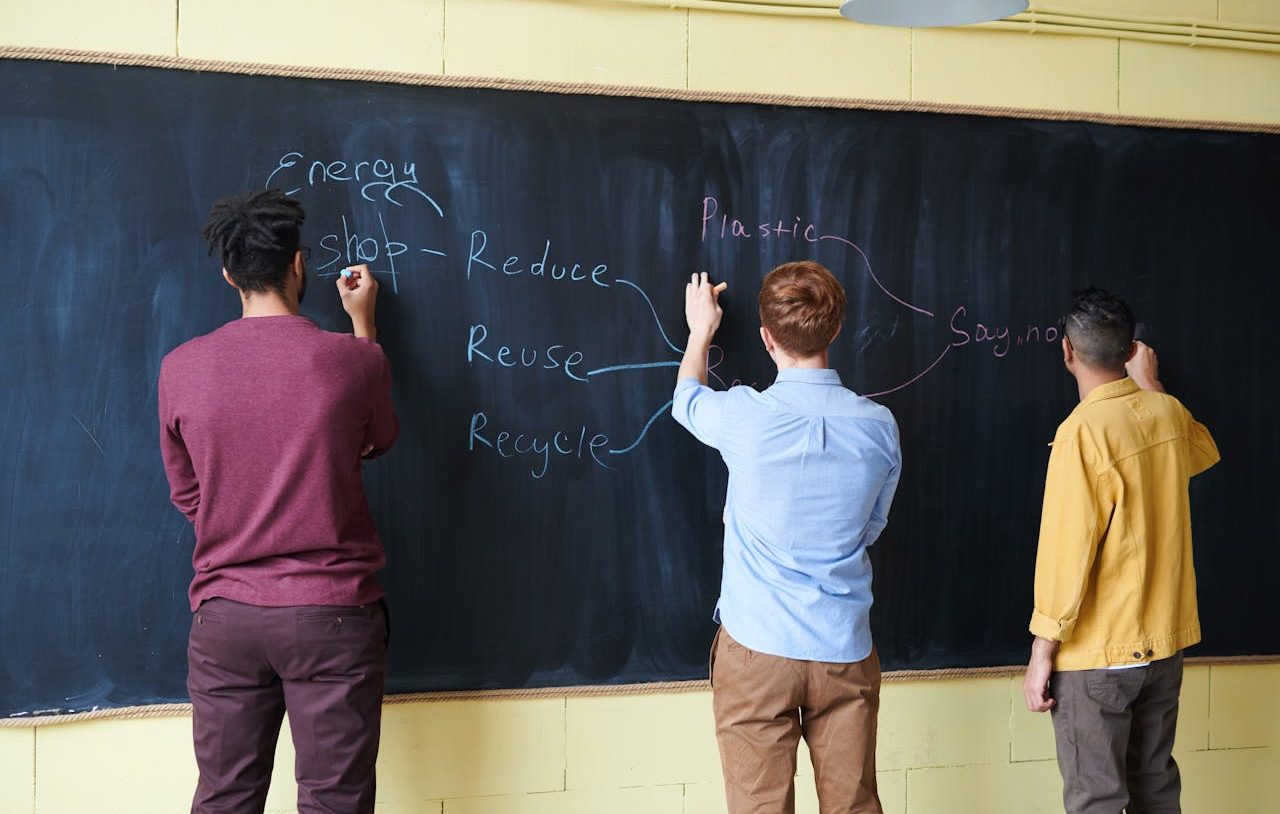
[949,306,1060,358]
[467,230,611,288]
[265,151,444,215]
[468,411,612,479]
[467,323,589,382]
[700,196,821,243]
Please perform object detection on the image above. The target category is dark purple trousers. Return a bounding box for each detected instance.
[187,598,387,814]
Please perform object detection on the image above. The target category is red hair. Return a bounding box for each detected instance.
[758,261,846,356]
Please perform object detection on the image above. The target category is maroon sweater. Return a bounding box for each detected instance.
[159,315,398,611]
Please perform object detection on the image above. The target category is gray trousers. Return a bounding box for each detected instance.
[1050,652,1183,814]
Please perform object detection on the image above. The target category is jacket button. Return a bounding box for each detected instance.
[1146,650,1154,657]
[1133,652,1143,659]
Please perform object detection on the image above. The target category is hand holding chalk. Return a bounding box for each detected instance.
[684,271,725,340]
[336,263,379,341]
[1125,340,1164,393]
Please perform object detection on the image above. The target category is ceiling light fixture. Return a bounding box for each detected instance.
[839,0,1029,28]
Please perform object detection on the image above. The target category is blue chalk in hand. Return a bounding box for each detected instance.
[340,268,352,279]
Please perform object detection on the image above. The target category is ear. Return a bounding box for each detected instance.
[759,326,774,353]
[1125,341,1138,364]
[222,269,238,290]
[1061,335,1073,364]
[830,321,843,344]
[293,250,305,279]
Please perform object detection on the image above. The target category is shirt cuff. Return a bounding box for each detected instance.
[1029,609,1076,642]
[674,377,704,395]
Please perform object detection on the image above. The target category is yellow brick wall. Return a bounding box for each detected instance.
[2,1,1278,812]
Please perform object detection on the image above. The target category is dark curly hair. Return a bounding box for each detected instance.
[202,189,305,295]
[1062,287,1135,373]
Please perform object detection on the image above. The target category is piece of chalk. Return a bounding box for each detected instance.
[340,268,352,279]
[713,282,728,294]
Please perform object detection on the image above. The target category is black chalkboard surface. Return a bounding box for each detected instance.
[1,58,1276,717]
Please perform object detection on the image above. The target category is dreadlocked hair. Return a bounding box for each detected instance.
[202,189,305,294]
[1062,286,1135,373]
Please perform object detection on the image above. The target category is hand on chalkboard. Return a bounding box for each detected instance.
[685,272,725,340]
[1125,341,1164,393]
[337,264,378,342]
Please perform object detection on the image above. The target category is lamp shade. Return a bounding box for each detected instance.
[839,0,1028,27]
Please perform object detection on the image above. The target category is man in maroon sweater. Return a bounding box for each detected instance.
[159,189,398,814]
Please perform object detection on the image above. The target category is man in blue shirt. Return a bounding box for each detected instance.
[673,262,901,814]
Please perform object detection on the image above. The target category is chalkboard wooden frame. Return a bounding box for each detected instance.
[2,47,1276,722]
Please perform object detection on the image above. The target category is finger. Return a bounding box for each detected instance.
[690,273,698,287]
[713,281,728,295]
[700,271,709,288]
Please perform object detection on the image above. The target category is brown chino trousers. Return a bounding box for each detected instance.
[711,627,883,814]
[187,598,388,814]
[1050,652,1184,814]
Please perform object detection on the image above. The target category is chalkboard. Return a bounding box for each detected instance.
[1,57,1276,718]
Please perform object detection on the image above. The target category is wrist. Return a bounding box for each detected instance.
[1031,635,1060,660]
[352,315,377,341]
[686,328,715,348]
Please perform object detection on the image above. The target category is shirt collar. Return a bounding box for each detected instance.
[775,368,843,386]
[1082,377,1140,405]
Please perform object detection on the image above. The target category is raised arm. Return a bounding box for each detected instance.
[677,272,725,387]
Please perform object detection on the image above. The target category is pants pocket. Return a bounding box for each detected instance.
[1084,670,1142,712]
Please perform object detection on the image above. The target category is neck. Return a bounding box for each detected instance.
[1075,366,1126,401]
[240,291,298,318]
[774,349,829,370]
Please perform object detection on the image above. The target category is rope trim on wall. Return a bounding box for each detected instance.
[2,46,1278,134]
[3,655,1275,727]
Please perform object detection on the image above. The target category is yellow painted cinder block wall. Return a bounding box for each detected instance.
[4,666,1279,813]
[2,1,1278,812]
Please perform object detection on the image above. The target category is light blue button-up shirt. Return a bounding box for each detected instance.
[672,368,901,662]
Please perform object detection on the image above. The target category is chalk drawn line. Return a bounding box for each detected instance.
[864,343,952,399]
[71,414,105,456]
[614,278,684,355]
[609,399,674,456]
[819,234,934,318]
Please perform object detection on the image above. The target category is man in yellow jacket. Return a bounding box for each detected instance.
[1023,288,1219,814]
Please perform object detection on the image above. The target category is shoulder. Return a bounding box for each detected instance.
[849,393,897,427]
[159,327,223,376]
[676,380,757,403]
[1050,408,1090,455]
[1147,390,1191,419]
[315,329,389,370]
[824,388,898,429]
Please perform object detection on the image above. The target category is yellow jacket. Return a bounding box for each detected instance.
[1029,378,1219,671]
